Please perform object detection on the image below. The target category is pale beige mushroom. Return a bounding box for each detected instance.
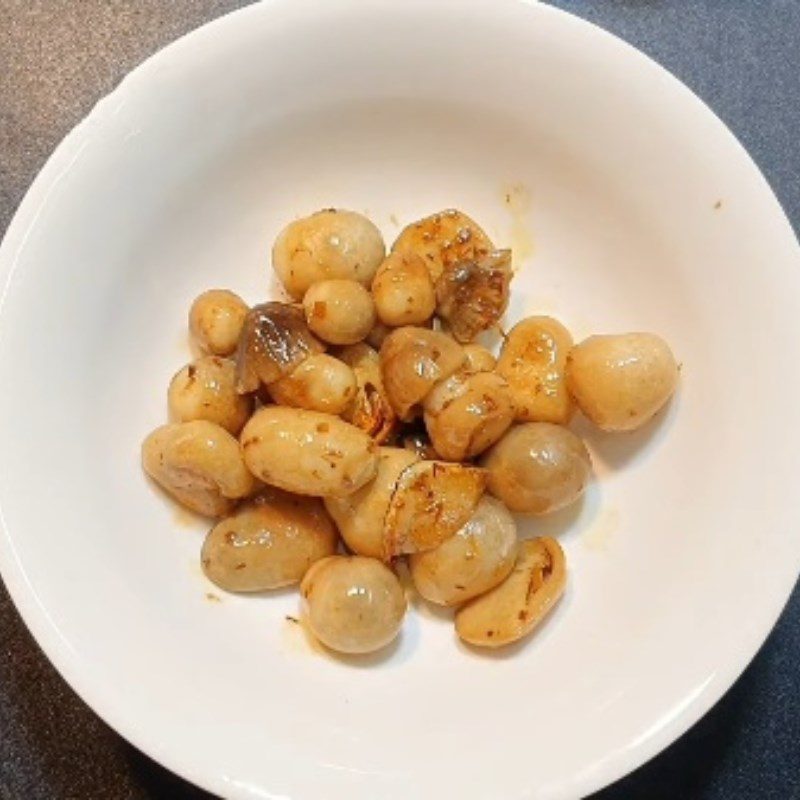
[189,289,249,357]
[142,421,255,517]
[272,209,385,299]
[371,251,436,327]
[566,332,679,431]
[410,496,518,606]
[481,423,591,515]
[168,356,253,434]
[201,488,338,592]
[455,536,566,648]
[303,279,376,345]
[301,556,407,654]
[240,406,378,497]
[269,353,357,415]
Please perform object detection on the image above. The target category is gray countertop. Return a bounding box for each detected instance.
[0,2,798,798]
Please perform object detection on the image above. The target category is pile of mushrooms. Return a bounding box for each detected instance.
[142,208,679,656]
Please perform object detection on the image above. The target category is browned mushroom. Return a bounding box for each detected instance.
[383,460,486,558]
[435,249,512,343]
[392,209,494,284]
[455,536,567,648]
[337,342,398,443]
[423,370,515,461]
[235,302,324,393]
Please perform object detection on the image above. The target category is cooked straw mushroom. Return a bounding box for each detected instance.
[371,251,436,327]
[455,536,566,648]
[168,356,253,434]
[269,353,357,415]
[380,327,465,420]
[324,447,419,559]
[566,332,679,431]
[142,421,255,517]
[201,489,338,592]
[423,370,515,461]
[235,302,324,393]
[240,406,379,497]
[481,423,591,515]
[272,209,385,299]
[392,209,494,284]
[383,460,486,558]
[301,555,407,654]
[435,249,512,343]
[410,496,518,606]
[189,289,249,356]
[497,316,574,425]
[303,279,376,345]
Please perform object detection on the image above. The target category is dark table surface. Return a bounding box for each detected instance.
[1,2,799,798]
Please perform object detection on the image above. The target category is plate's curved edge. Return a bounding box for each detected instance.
[0,0,270,322]
[0,2,797,800]
[0,546,231,799]
[562,584,799,799]
[518,8,800,799]
[0,5,284,800]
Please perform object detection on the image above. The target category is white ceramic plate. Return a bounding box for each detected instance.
[1,1,799,798]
